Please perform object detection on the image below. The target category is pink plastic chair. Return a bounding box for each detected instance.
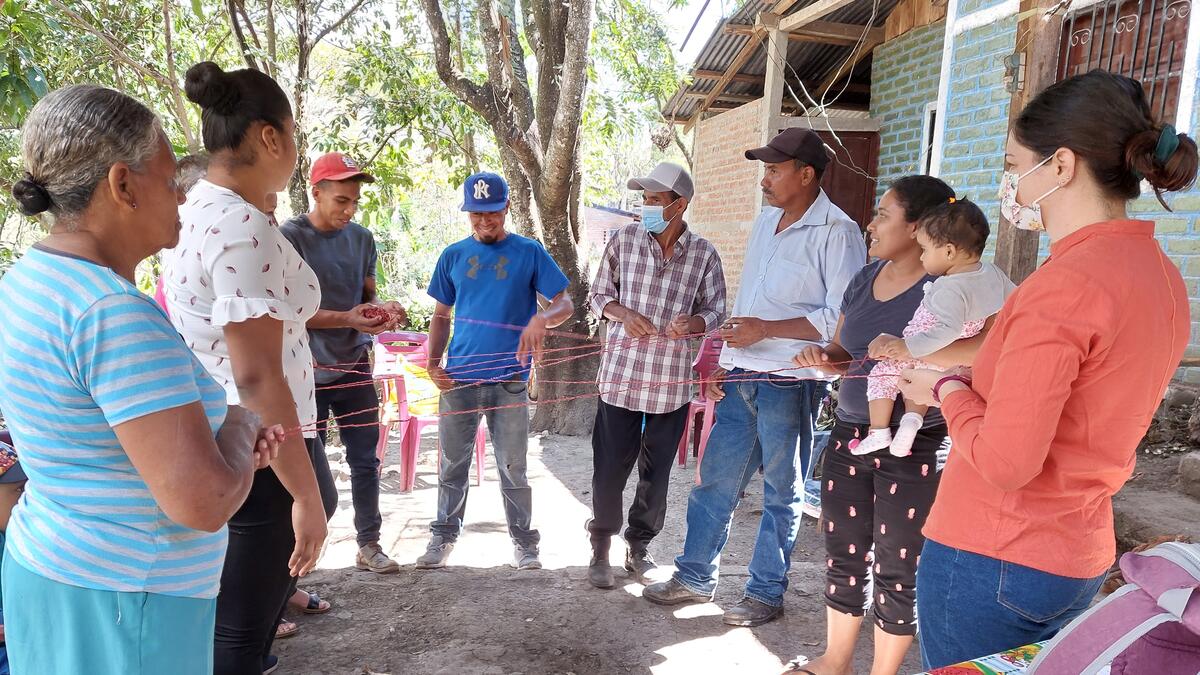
[373,331,486,492]
[677,336,724,485]
[154,276,169,317]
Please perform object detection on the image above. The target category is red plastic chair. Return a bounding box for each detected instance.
[677,336,724,484]
[373,331,486,492]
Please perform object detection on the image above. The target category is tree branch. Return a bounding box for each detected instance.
[236,1,267,61]
[227,0,261,70]
[48,0,173,90]
[540,0,594,208]
[313,0,373,47]
[162,0,199,151]
[418,0,495,120]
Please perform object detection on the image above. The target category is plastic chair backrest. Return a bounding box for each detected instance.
[154,276,170,318]
[373,331,430,375]
[693,336,724,379]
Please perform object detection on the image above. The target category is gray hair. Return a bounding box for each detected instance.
[12,85,162,222]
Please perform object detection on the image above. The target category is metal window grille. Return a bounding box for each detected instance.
[1056,0,1192,120]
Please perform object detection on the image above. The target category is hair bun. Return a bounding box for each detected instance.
[1126,125,1199,194]
[184,61,241,115]
[12,175,52,216]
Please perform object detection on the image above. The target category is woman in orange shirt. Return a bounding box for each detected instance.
[899,69,1197,668]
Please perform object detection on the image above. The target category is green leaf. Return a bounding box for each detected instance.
[191,0,204,19]
[22,65,46,97]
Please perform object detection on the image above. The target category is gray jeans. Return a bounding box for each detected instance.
[431,381,539,548]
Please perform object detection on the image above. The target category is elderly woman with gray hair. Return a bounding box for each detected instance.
[0,85,282,674]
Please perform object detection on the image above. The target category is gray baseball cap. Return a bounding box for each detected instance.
[627,162,694,199]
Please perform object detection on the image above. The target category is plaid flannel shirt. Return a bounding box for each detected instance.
[588,223,727,414]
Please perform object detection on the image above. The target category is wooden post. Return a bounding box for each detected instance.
[759,12,787,143]
[994,0,1064,284]
[757,12,788,202]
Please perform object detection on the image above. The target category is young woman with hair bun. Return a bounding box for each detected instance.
[899,69,1197,668]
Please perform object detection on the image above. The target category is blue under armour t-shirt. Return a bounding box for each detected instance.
[427,233,569,383]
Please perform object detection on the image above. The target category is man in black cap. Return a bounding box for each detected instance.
[643,128,866,626]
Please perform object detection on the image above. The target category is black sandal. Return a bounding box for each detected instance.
[783,659,817,674]
[302,591,331,615]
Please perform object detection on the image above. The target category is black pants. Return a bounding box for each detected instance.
[214,437,337,675]
[820,418,945,636]
[587,399,690,553]
[315,355,382,547]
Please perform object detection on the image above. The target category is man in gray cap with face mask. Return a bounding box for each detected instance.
[644,128,866,626]
[583,161,727,589]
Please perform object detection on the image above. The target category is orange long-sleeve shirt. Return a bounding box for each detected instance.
[924,220,1190,578]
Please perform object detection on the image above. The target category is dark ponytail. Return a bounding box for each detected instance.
[1014,69,1198,208]
[184,61,291,154]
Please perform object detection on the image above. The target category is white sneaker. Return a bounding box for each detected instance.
[852,428,892,455]
[890,413,924,457]
[514,544,541,570]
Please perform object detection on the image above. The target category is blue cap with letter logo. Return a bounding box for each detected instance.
[461,172,510,213]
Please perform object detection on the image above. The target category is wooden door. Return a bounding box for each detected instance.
[814,130,879,232]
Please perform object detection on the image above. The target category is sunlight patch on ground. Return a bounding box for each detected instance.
[318,431,595,572]
[651,627,786,674]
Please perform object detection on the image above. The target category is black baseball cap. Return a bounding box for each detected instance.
[745,128,831,171]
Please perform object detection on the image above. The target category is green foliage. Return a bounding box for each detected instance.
[0,0,693,303]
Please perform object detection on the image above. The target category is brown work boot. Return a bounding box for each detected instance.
[356,542,400,574]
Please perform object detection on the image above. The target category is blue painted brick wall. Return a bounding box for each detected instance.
[937,18,1017,224]
[871,21,947,198]
[939,12,1200,372]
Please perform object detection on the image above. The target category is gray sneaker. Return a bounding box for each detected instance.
[514,544,542,570]
[642,578,714,605]
[356,542,400,574]
[415,536,454,569]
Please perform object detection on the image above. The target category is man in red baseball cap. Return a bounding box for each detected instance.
[280,152,405,575]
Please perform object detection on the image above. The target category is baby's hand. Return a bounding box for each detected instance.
[868,334,902,360]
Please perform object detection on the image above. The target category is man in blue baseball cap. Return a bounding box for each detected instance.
[416,171,574,571]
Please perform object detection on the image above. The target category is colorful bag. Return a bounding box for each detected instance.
[1027,541,1200,674]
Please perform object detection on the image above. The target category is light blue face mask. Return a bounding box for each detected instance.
[641,198,681,234]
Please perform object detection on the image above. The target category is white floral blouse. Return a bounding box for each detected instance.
[164,180,321,437]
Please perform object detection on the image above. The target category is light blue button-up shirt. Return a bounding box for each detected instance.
[719,190,867,378]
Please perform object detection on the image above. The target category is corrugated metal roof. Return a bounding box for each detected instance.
[665,0,899,122]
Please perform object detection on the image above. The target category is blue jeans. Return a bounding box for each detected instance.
[672,371,821,607]
[916,539,1105,669]
[432,381,539,548]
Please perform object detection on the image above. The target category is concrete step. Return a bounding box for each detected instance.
[1112,487,1200,551]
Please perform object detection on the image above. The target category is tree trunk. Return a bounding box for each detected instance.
[529,208,598,435]
[288,3,311,214]
[498,144,538,238]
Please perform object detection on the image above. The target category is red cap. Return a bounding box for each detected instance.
[309,152,376,185]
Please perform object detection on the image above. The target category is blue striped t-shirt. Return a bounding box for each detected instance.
[0,245,229,599]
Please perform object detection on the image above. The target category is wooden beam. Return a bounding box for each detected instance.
[815,34,884,98]
[779,0,862,33]
[723,21,881,46]
[683,91,761,102]
[692,69,763,83]
[993,0,1064,284]
[693,69,873,96]
[685,28,766,132]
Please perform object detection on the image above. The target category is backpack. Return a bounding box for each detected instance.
[1027,541,1200,674]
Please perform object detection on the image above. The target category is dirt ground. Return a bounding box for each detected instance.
[274,429,925,675]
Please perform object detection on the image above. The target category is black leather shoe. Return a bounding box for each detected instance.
[588,556,615,589]
[624,548,656,584]
[722,597,783,626]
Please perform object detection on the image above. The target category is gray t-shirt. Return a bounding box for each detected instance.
[905,262,1015,357]
[280,215,378,384]
[836,260,944,427]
